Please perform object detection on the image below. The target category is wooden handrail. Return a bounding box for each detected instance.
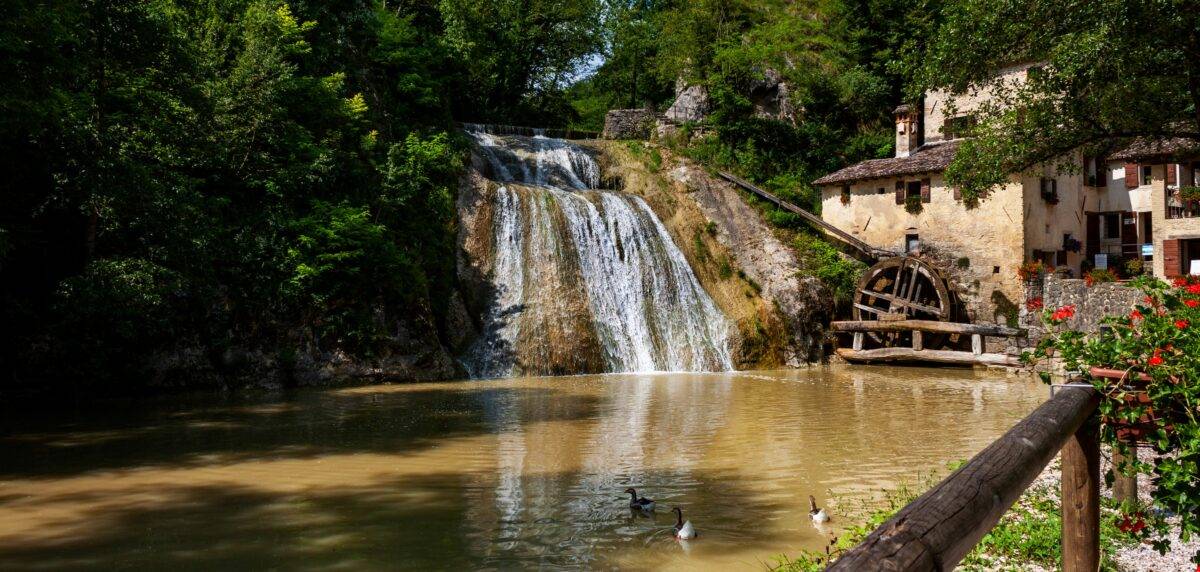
[828,385,1100,571]
[716,171,896,260]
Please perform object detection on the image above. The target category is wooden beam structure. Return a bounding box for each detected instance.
[717,171,896,259]
[831,320,1025,337]
[828,386,1101,571]
[836,347,1020,367]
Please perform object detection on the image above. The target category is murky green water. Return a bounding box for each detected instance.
[0,366,1047,571]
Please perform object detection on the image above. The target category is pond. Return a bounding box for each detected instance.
[0,366,1047,571]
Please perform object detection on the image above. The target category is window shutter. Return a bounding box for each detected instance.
[1085,213,1099,257]
[1163,239,1182,278]
[1166,163,1177,185]
[1124,163,1139,188]
[920,178,931,203]
[895,181,904,205]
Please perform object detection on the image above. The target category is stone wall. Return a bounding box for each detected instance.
[602,109,660,140]
[1016,274,1143,359]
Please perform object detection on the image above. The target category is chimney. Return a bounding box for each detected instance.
[894,104,921,158]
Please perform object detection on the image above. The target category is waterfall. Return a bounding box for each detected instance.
[464,127,733,377]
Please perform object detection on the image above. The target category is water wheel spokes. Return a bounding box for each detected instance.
[852,256,953,348]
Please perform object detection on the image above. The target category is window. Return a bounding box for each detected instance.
[840,185,851,205]
[906,233,920,254]
[1103,213,1120,239]
[1142,165,1153,185]
[942,115,977,139]
[877,187,886,195]
[1040,177,1059,204]
[1084,156,1105,187]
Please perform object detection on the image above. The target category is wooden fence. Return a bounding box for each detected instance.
[827,384,1102,571]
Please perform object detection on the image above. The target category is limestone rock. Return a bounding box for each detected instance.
[664,84,710,123]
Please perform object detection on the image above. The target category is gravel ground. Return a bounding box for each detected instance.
[1025,447,1198,572]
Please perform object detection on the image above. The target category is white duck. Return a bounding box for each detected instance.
[624,488,656,511]
[671,507,697,540]
[809,495,830,524]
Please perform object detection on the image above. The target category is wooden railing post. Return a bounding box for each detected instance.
[1112,443,1138,506]
[1061,411,1100,572]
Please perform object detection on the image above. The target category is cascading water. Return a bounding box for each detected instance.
[464,126,733,378]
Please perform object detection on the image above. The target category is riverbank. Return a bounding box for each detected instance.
[778,448,1195,571]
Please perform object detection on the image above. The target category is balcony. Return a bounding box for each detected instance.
[1168,187,1200,219]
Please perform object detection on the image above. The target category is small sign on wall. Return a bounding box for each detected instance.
[1191,259,1200,275]
[1095,253,1108,270]
[1142,244,1153,256]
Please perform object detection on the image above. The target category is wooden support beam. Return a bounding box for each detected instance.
[828,386,1100,571]
[972,334,983,355]
[1062,413,1100,572]
[831,320,1025,337]
[1111,444,1138,506]
[835,347,1021,367]
[717,171,895,259]
[912,330,923,351]
[852,332,864,351]
[860,290,946,316]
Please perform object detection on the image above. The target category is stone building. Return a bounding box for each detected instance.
[813,63,1087,323]
[1103,139,1200,279]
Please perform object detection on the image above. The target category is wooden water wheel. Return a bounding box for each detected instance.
[852,256,956,348]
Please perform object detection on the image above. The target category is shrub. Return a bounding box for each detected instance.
[904,193,922,214]
[1024,275,1200,563]
[1084,268,1117,287]
[794,233,865,304]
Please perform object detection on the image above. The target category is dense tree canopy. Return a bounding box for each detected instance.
[922,0,1200,201]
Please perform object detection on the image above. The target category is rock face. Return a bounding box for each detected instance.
[664,84,710,123]
[749,68,797,124]
[602,109,660,139]
[590,141,830,366]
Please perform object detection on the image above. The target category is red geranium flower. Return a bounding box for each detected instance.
[1189,283,1200,295]
[1177,320,1190,329]
[1130,309,1143,321]
[1174,276,1189,288]
[1026,297,1044,310]
[1051,305,1076,321]
[1148,348,1165,367]
[1186,299,1200,308]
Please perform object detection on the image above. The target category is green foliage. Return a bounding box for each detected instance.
[793,233,865,305]
[924,0,1200,200]
[0,0,495,395]
[51,259,183,390]
[1025,275,1200,563]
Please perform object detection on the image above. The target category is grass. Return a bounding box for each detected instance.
[774,463,1140,572]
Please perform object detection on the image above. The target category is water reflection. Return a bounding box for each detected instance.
[0,366,1046,571]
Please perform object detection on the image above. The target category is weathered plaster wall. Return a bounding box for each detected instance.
[820,174,1026,323]
[1100,161,1153,213]
[923,63,1036,145]
[1020,154,1088,273]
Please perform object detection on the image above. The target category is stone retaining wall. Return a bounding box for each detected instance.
[602,109,661,140]
[1012,274,1143,365]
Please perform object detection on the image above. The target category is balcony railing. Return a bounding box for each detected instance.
[1167,197,1200,219]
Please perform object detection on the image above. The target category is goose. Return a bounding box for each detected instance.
[671,507,697,540]
[624,488,655,511]
[809,495,830,524]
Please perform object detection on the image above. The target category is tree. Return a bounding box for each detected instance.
[921,0,1200,202]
